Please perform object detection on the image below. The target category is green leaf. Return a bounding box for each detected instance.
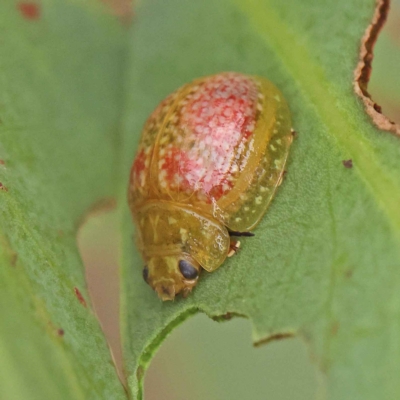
[120,0,400,399]
[0,1,126,398]
[2,0,400,399]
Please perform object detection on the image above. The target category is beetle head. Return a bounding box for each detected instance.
[142,254,200,301]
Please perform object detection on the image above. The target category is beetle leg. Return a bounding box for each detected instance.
[228,240,241,257]
[182,287,192,298]
[228,230,255,237]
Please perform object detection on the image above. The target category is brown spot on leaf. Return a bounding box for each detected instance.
[342,159,353,168]
[211,311,246,322]
[57,328,65,336]
[0,160,5,166]
[345,269,353,279]
[17,2,41,20]
[331,321,340,336]
[221,312,234,320]
[373,103,382,113]
[354,0,400,136]
[0,182,8,191]
[213,312,234,321]
[74,287,87,307]
[254,331,295,347]
[10,252,18,267]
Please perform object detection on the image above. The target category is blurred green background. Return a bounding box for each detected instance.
[78,2,400,399]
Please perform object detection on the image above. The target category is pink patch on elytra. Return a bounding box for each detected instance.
[133,150,146,176]
[177,74,258,198]
[182,74,258,143]
[161,148,198,190]
[161,147,232,199]
[154,74,260,202]
[132,149,151,189]
[17,2,41,20]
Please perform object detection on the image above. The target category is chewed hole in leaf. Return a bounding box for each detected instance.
[145,315,319,399]
[369,1,400,124]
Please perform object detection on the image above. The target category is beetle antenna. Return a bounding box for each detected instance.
[228,230,255,237]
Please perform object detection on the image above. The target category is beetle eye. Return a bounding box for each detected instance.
[179,260,198,280]
[142,266,149,283]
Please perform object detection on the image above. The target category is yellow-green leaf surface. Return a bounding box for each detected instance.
[120,1,400,399]
[2,0,400,399]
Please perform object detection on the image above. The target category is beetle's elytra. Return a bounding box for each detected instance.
[128,72,292,300]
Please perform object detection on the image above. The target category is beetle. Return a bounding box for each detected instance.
[128,72,293,300]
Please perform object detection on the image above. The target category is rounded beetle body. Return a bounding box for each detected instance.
[128,72,292,300]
